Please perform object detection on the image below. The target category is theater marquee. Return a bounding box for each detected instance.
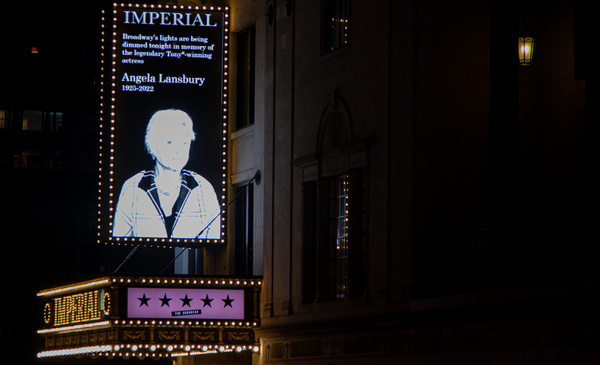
[37,276,261,359]
[99,3,230,248]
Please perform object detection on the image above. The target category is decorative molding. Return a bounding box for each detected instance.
[317,97,352,154]
[293,96,369,181]
[263,302,274,318]
[228,332,250,341]
[157,331,180,341]
[123,330,145,340]
[323,338,343,356]
[294,139,369,181]
[192,331,215,341]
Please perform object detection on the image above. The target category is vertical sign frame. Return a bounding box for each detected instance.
[99,3,229,248]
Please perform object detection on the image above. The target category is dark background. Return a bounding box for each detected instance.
[0,2,183,363]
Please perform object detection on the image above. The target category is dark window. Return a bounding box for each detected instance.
[235,182,254,276]
[13,153,21,169]
[23,110,42,131]
[236,26,256,130]
[302,169,365,302]
[43,111,63,132]
[0,110,63,131]
[329,174,349,298]
[0,110,8,129]
[323,0,349,53]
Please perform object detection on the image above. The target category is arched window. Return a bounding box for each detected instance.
[295,97,367,302]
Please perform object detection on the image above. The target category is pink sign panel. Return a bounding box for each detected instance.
[127,287,244,320]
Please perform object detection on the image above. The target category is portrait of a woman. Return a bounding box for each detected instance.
[113,109,221,239]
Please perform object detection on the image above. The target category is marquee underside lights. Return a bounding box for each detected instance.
[99,2,230,248]
[38,343,260,359]
[37,345,113,358]
[37,275,261,359]
[37,321,112,335]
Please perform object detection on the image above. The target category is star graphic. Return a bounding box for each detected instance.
[138,293,151,307]
[180,294,193,307]
[201,294,214,308]
[222,295,234,308]
[159,294,172,307]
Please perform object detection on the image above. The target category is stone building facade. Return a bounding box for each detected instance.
[221,0,595,364]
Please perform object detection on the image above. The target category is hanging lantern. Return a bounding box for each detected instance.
[518,26,534,65]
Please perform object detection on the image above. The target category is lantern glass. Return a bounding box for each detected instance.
[518,36,534,65]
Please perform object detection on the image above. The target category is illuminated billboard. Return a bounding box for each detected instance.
[99,4,229,247]
[37,276,262,359]
[127,287,244,320]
